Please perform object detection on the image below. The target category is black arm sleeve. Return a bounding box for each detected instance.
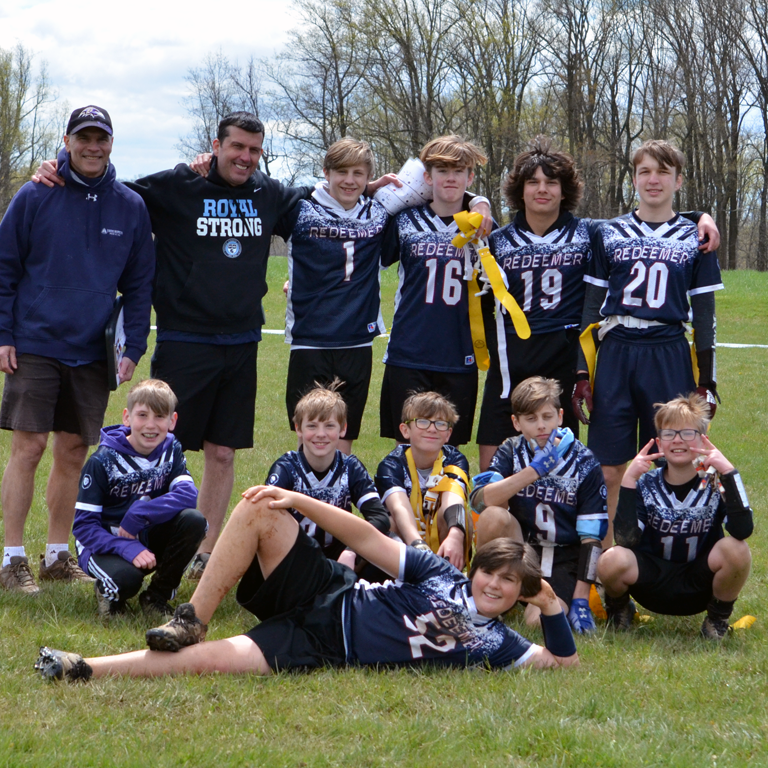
[576,283,608,371]
[721,471,753,540]
[614,486,642,548]
[359,498,391,535]
[691,291,716,387]
[679,211,704,224]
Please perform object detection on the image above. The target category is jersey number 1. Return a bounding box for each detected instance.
[343,241,355,281]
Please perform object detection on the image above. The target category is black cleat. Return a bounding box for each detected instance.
[35,647,92,682]
[605,596,636,630]
[139,589,174,618]
[146,602,207,652]
[701,615,731,641]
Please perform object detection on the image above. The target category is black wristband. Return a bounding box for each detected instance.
[577,541,602,583]
[575,371,590,382]
[540,610,577,657]
[443,503,466,534]
[720,470,754,540]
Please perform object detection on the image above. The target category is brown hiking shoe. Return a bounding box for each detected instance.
[39,552,95,583]
[35,647,93,682]
[0,556,40,595]
[146,602,207,652]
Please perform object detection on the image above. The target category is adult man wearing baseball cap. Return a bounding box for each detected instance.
[0,105,155,594]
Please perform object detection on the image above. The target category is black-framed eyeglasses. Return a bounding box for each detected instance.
[658,428,700,441]
[406,418,453,432]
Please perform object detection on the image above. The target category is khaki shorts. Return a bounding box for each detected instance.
[0,354,110,445]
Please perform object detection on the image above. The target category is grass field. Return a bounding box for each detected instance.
[1,267,767,767]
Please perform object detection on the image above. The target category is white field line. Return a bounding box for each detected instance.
[149,327,766,346]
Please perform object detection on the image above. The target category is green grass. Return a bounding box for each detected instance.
[1,268,768,767]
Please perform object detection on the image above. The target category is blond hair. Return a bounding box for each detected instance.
[654,393,710,434]
[419,135,488,173]
[324,137,375,177]
[510,376,562,417]
[401,391,459,426]
[126,379,177,418]
[293,379,348,427]
[632,139,685,177]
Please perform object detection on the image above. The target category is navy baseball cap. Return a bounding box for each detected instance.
[66,105,113,136]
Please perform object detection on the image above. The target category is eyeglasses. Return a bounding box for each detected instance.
[658,429,700,441]
[406,418,452,432]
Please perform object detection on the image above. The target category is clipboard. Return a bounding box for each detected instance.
[105,295,125,391]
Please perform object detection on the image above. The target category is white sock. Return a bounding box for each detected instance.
[3,546,26,568]
[45,544,70,567]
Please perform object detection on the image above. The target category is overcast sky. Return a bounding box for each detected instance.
[0,0,295,179]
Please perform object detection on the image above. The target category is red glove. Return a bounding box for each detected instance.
[572,378,593,425]
[696,386,718,420]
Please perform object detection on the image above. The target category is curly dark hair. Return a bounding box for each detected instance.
[503,136,583,213]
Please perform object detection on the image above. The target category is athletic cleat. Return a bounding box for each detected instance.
[701,615,731,641]
[35,647,92,682]
[605,596,636,630]
[146,602,207,652]
[95,582,126,619]
[39,552,95,583]
[139,589,174,618]
[0,556,40,594]
[186,552,210,581]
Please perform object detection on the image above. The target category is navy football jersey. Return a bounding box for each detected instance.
[635,468,725,563]
[488,213,594,336]
[342,544,534,668]
[586,213,723,325]
[375,444,470,525]
[266,449,381,558]
[382,205,477,372]
[483,433,607,545]
[284,189,389,348]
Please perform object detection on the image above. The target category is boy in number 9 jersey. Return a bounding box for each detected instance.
[471,377,607,634]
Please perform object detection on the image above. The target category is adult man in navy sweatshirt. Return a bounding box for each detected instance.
[0,105,154,595]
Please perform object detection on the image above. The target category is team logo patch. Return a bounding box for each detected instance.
[600,485,608,499]
[367,322,377,332]
[79,107,106,119]
[464,355,475,365]
[267,474,279,485]
[222,239,242,258]
[81,474,92,489]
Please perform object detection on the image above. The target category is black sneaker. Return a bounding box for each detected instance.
[35,647,92,682]
[701,615,731,641]
[606,596,636,630]
[139,589,174,618]
[145,602,207,652]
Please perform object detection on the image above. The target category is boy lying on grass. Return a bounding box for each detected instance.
[36,479,578,681]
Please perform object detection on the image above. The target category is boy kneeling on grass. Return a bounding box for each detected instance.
[35,478,579,681]
[598,393,752,640]
[471,377,607,634]
[72,380,207,618]
[376,392,473,571]
[264,381,390,571]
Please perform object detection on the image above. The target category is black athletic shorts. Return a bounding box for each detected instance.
[629,548,715,616]
[239,528,356,671]
[151,340,257,452]
[379,363,477,446]
[285,347,372,440]
[588,328,696,466]
[476,328,580,446]
[530,542,580,608]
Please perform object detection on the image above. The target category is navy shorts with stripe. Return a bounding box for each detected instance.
[587,327,695,466]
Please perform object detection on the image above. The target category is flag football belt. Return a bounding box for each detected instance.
[452,211,531,374]
[579,315,694,387]
[405,448,471,563]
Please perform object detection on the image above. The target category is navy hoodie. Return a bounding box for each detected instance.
[0,150,154,363]
[73,424,198,569]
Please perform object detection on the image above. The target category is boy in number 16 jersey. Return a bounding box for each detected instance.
[380,136,492,447]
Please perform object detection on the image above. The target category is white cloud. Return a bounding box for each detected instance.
[0,0,295,178]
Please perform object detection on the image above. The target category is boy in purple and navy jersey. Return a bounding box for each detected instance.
[264,382,389,569]
[73,380,206,618]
